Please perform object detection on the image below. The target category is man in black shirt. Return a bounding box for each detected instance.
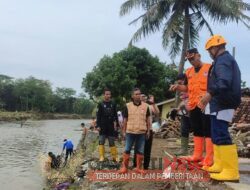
[96,88,118,162]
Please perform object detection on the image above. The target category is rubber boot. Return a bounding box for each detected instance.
[99,145,105,162]
[200,138,213,167]
[203,145,222,172]
[210,144,239,182]
[182,136,204,162]
[133,154,146,174]
[175,137,189,156]
[110,146,119,162]
[118,153,130,174]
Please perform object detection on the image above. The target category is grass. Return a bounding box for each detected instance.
[46,148,84,188]
[0,111,32,121]
[44,132,99,189]
[0,111,89,122]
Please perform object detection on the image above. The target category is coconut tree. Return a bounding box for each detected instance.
[120,0,250,74]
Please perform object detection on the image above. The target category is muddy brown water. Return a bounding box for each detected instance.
[0,119,87,190]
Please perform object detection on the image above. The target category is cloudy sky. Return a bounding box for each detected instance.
[0,0,250,95]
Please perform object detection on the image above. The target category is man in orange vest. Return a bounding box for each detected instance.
[119,88,151,174]
[170,48,213,168]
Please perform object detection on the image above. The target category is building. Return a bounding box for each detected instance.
[156,98,175,120]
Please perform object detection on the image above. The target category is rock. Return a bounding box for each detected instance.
[225,182,250,190]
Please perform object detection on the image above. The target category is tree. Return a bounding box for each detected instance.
[73,98,95,115]
[120,0,250,74]
[14,77,53,112]
[241,80,247,88]
[0,75,16,110]
[82,46,178,107]
[55,87,76,99]
[0,74,95,114]
[54,88,77,113]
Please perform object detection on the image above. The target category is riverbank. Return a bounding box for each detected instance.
[43,132,100,190]
[0,111,91,122]
[44,132,250,190]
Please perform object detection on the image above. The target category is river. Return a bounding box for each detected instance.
[0,119,87,190]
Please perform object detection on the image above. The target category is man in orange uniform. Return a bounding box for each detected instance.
[170,48,213,168]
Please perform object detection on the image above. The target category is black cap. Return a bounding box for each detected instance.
[187,48,199,54]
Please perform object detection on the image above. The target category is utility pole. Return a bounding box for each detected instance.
[232,47,236,58]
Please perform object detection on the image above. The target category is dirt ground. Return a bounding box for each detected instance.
[96,138,235,190]
[76,132,250,190]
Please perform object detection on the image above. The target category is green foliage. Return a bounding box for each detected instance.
[13,77,53,112]
[0,75,95,115]
[55,87,76,99]
[120,0,250,74]
[241,80,247,88]
[0,75,16,110]
[73,98,95,115]
[82,46,178,107]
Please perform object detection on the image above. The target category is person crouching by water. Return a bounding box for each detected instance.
[62,139,74,162]
[45,152,61,171]
[119,88,151,174]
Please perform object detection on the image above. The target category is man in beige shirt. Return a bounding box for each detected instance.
[119,88,151,174]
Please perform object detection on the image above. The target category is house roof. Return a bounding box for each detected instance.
[156,98,175,106]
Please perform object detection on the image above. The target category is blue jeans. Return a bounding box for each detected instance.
[125,133,145,155]
[99,135,115,146]
[210,115,232,145]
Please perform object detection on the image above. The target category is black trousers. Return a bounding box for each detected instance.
[65,148,73,161]
[133,130,153,169]
[181,116,192,138]
[189,107,211,137]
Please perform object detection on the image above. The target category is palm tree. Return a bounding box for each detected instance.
[120,0,250,74]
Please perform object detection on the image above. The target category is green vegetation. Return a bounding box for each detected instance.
[82,46,178,108]
[0,74,95,115]
[45,147,84,190]
[120,0,250,74]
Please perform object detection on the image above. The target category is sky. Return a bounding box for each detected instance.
[0,0,250,95]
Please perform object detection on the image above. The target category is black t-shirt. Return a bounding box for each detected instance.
[184,66,201,85]
[96,100,118,136]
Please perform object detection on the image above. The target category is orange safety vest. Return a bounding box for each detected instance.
[185,63,211,110]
